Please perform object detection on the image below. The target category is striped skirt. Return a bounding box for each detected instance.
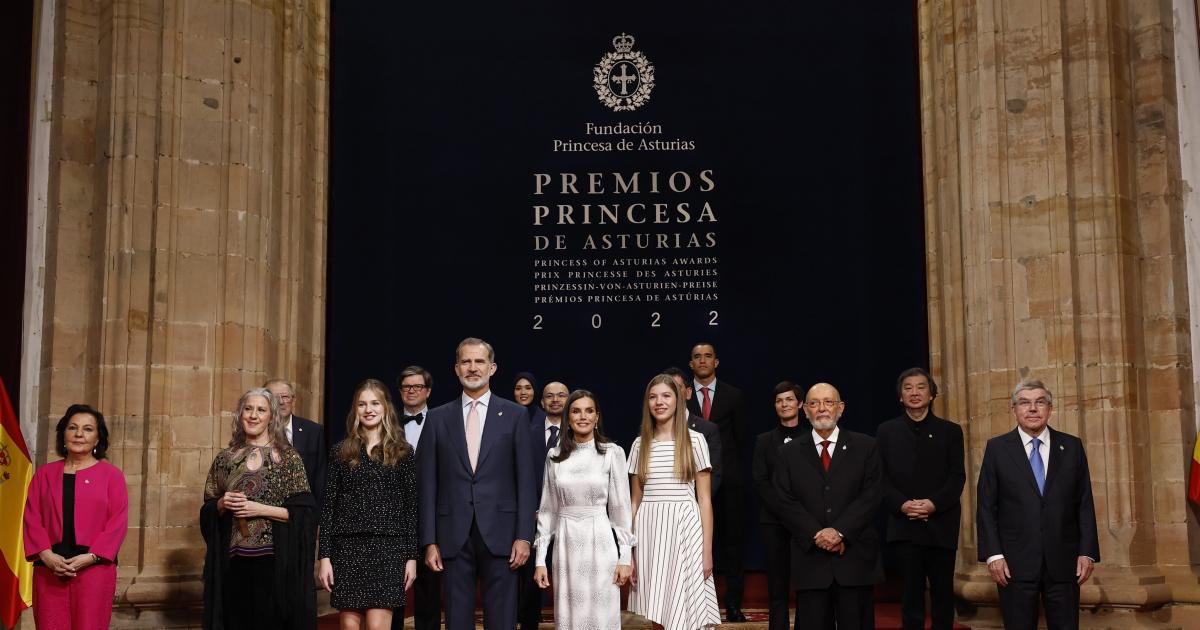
[629,499,720,630]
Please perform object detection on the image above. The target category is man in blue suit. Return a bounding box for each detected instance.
[420,338,537,630]
[518,380,567,630]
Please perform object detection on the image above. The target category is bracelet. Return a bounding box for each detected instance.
[89,553,99,564]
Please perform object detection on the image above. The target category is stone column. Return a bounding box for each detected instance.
[919,0,1199,627]
[28,0,327,625]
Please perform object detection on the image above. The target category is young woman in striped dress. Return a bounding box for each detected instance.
[628,374,721,630]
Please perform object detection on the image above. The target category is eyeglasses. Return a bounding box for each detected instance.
[400,385,428,392]
[805,399,843,409]
[1014,399,1051,410]
[543,393,568,400]
[276,394,294,402]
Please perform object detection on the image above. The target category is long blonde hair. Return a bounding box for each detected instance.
[340,379,411,467]
[636,374,697,484]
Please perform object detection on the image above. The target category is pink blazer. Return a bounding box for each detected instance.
[23,459,129,562]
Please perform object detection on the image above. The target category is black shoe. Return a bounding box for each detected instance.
[725,607,747,623]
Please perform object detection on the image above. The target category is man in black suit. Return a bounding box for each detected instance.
[396,365,440,630]
[518,380,567,630]
[264,379,326,507]
[773,382,882,630]
[976,378,1099,630]
[664,367,722,493]
[876,368,964,630]
[685,342,746,621]
[752,381,806,630]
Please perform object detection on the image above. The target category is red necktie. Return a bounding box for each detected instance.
[820,440,831,472]
[701,386,712,420]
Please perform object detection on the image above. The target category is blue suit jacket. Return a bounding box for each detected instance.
[419,393,536,557]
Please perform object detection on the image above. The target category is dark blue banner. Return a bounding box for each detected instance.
[328,1,926,568]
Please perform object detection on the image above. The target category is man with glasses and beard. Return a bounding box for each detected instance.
[772,383,882,630]
[518,380,568,630]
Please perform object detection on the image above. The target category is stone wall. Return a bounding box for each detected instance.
[919,0,1200,626]
[24,0,328,625]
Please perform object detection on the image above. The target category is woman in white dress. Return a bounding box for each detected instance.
[533,389,635,629]
[628,374,721,630]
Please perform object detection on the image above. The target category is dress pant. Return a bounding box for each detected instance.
[998,566,1081,630]
[714,481,744,609]
[442,519,517,630]
[32,563,117,630]
[795,582,874,630]
[893,541,956,630]
[516,549,547,630]
[395,557,442,630]
[760,522,792,630]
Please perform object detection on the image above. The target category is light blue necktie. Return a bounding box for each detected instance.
[1030,437,1046,495]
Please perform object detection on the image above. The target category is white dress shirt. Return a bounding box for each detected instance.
[812,426,841,457]
[284,416,294,444]
[693,379,716,406]
[544,417,562,447]
[462,390,492,432]
[404,405,429,449]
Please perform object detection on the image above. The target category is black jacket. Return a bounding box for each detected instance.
[976,427,1100,582]
[876,412,965,549]
[687,412,723,494]
[752,424,804,524]
[290,415,327,508]
[772,429,883,589]
[687,379,747,487]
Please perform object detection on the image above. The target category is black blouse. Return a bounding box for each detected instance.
[318,442,419,562]
[37,474,88,564]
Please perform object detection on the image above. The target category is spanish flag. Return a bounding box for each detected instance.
[1190,433,1200,506]
[0,377,32,627]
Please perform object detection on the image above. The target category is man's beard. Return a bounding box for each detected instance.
[460,375,488,391]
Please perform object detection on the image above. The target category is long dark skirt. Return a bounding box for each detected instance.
[224,555,280,629]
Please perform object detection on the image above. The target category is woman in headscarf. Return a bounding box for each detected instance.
[513,371,547,425]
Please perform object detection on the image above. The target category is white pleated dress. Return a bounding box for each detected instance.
[628,430,721,630]
[534,439,636,630]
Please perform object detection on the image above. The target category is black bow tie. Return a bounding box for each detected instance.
[404,413,424,425]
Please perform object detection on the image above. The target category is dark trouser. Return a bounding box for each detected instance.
[442,519,517,630]
[395,556,442,630]
[795,582,874,630]
[714,481,744,609]
[893,542,956,630]
[225,555,280,629]
[516,546,548,630]
[998,568,1080,630]
[761,522,792,630]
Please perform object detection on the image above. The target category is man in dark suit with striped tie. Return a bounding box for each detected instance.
[518,380,567,630]
[396,365,440,630]
[976,378,1099,630]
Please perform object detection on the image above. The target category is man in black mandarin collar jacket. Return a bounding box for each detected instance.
[876,368,964,630]
[976,378,1099,630]
[773,382,882,630]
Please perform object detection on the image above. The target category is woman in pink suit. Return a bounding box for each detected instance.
[23,404,129,630]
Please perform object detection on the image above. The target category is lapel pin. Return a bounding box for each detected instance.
[1059,444,1065,451]
[928,434,933,438]
[85,479,91,484]
[842,445,847,450]
[498,411,503,416]
[783,437,792,444]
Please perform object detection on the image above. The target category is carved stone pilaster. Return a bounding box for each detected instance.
[919,0,1199,627]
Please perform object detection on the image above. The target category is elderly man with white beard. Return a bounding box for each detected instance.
[771,382,883,630]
